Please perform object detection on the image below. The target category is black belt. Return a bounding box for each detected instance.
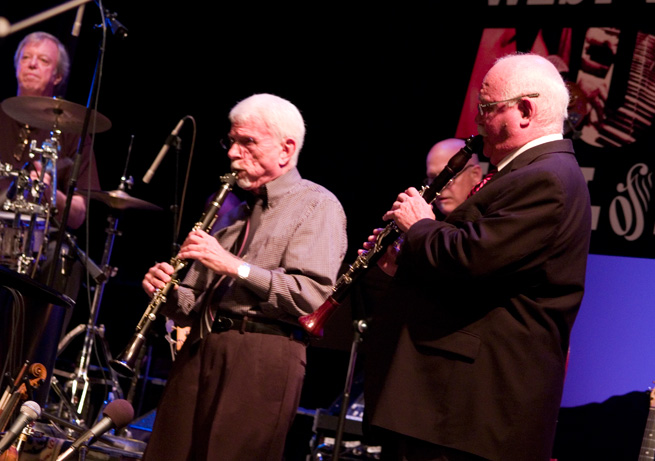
[211,314,309,344]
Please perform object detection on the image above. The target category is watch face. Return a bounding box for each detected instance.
[238,263,250,279]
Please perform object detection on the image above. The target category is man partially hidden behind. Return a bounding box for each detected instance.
[426,138,483,218]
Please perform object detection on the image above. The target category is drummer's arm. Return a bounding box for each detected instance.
[31,162,87,229]
[60,192,86,230]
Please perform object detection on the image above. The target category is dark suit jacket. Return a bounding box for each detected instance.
[365,139,591,461]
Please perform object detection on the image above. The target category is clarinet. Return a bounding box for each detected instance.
[298,135,483,336]
[109,172,237,377]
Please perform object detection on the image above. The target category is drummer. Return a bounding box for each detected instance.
[0,32,100,300]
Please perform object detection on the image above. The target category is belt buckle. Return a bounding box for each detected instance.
[214,316,234,332]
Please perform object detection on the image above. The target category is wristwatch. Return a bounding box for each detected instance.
[237,262,251,280]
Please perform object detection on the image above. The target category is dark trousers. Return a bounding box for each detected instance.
[380,430,490,461]
[143,328,306,461]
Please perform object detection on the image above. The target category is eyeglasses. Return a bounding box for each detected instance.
[220,135,257,151]
[478,93,539,116]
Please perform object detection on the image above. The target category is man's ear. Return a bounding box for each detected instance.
[279,138,296,167]
[517,98,534,119]
[470,164,483,183]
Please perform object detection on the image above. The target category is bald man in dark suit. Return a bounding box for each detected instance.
[363,53,591,461]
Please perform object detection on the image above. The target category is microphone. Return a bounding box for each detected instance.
[56,399,133,461]
[71,4,85,37]
[105,11,128,39]
[142,117,186,184]
[0,400,41,455]
[0,17,9,38]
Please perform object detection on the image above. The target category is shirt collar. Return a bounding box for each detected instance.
[496,133,564,171]
[250,167,301,208]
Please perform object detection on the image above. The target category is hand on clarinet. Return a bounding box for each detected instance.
[142,262,175,298]
[177,229,242,278]
[359,228,401,277]
[382,187,435,232]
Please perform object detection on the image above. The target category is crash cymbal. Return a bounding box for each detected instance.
[79,189,162,211]
[1,96,112,134]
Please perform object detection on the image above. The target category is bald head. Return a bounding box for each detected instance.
[486,53,569,130]
[426,138,466,181]
[426,138,482,216]
[478,53,570,164]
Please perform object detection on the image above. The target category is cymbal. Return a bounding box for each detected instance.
[1,96,112,134]
[79,189,162,211]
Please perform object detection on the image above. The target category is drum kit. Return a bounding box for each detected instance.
[0,95,160,273]
[0,95,162,425]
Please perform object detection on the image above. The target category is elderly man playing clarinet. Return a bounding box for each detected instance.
[362,53,591,461]
[141,93,348,461]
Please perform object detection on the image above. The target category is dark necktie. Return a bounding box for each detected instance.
[239,196,263,254]
[467,169,497,198]
[199,195,265,339]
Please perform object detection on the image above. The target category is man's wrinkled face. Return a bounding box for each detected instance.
[226,118,286,192]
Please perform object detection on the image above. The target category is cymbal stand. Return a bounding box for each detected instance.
[64,215,124,421]
[58,131,144,421]
[58,180,130,422]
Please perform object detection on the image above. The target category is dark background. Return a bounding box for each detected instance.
[0,1,492,411]
[1,1,655,458]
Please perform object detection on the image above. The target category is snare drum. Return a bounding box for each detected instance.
[0,210,46,269]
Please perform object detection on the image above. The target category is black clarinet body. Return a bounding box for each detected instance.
[109,172,237,377]
[299,135,483,336]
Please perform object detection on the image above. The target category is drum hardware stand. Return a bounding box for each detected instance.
[55,200,125,423]
[59,226,107,285]
[0,167,48,275]
[48,376,86,428]
[11,128,62,276]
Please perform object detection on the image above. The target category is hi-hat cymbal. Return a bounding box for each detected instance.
[1,96,112,134]
[79,189,162,211]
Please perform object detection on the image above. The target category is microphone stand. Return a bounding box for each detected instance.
[46,4,108,288]
[331,319,367,461]
[0,0,92,38]
[169,136,182,256]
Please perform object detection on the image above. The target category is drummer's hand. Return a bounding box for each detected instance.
[30,161,52,186]
[142,262,175,298]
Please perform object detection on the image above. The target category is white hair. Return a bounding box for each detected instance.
[229,94,306,166]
